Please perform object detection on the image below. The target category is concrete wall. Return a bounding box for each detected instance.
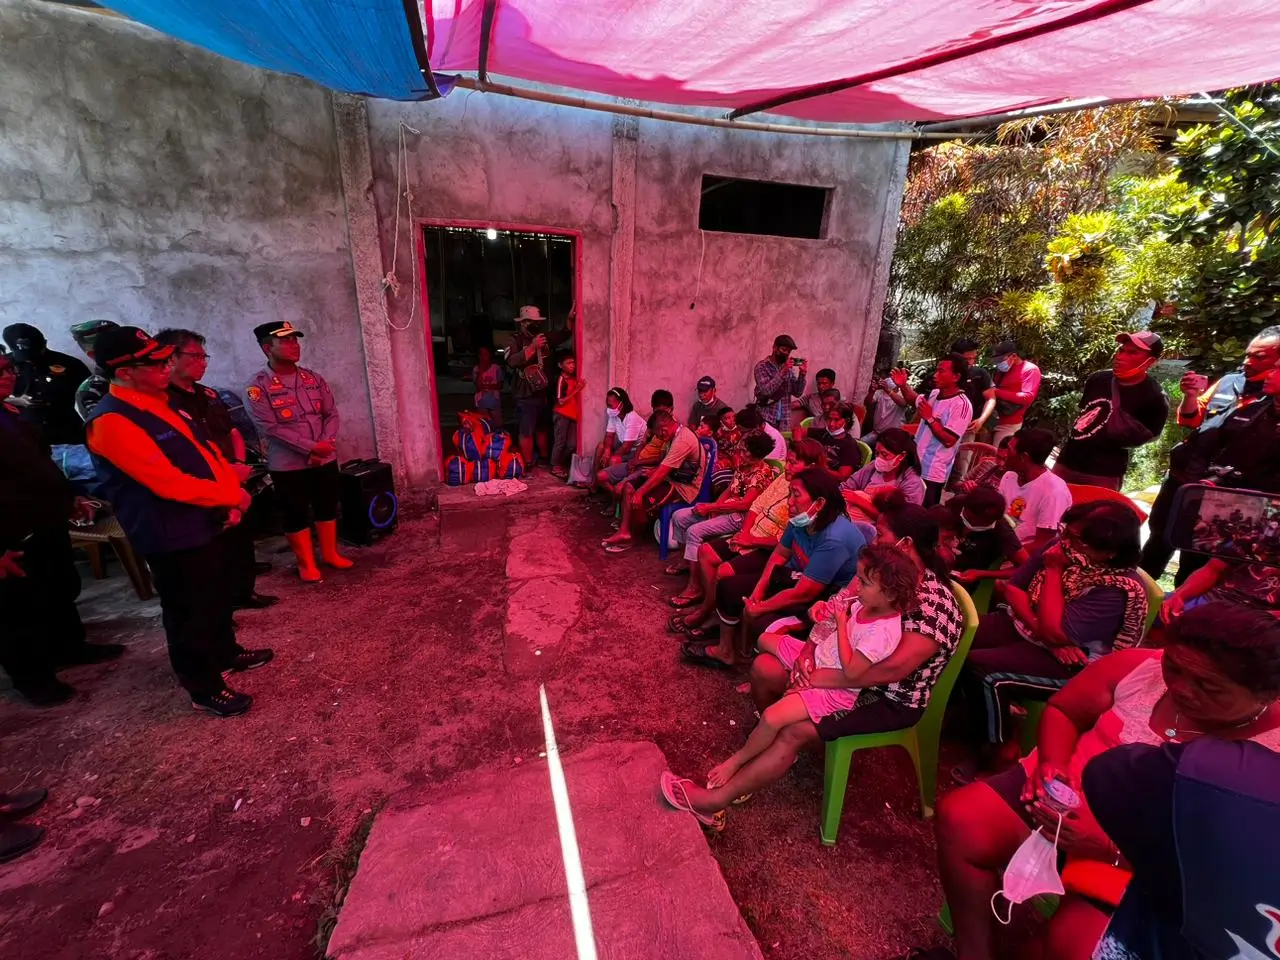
[0,0,377,458]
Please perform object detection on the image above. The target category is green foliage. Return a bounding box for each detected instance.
[1159,87,1280,374]
[1124,367,1185,492]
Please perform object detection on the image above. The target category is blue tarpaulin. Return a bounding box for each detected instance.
[101,0,440,100]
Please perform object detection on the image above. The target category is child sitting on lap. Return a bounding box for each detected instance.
[706,543,921,787]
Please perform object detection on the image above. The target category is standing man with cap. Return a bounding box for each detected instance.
[245,320,351,582]
[2,323,91,445]
[69,319,118,420]
[984,340,1042,446]
[1054,331,1170,490]
[687,375,730,429]
[505,305,573,470]
[158,328,277,610]
[86,326,269,717]
[753,334,806,429]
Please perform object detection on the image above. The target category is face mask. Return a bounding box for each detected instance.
[995,359,1012,373]
[991,817,1064,925]
[523,321,542,335]
[607,405,621,417]
[874,455,901,474]
[789,502,820,529]
[962,515,997,532]
[828,427,846,438]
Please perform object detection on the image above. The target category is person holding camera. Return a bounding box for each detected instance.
[753,334,806,429]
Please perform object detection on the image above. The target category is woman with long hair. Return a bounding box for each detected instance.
[841,427,925,521]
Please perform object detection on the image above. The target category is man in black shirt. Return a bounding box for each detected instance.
[0,353,124,706]
[2,323,92,446]
[1055,331,1170,490]
[157,329,277,610]
[806,401,863,480]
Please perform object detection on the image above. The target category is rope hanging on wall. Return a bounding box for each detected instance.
[382,120,421,332]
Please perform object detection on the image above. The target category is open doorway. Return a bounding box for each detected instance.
[421,223,578,465]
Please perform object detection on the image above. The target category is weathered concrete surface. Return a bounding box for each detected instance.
[327,741,763,960]
[0,0,377,459]
[504,508,584,676]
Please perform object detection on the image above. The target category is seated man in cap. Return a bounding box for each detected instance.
[245,321,352,582]
[687,375,730,430]
[985,340,1042,447]
[69,319,118,421]
[753,335,807,429]
[2,323,91,446]
[86,326,269,718]
[1054,331,1170,491]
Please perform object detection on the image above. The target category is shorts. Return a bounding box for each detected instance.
[476,394,501,416]
[515,396,546,438]
[271,461,341,534]
[981,762,1036,827]
[771,635,859,721]
[603,458,638,485]
[814,689,925,741]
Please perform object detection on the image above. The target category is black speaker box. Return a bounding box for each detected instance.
[338,459,398,545]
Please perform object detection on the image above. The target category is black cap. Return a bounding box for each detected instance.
[990,340,1018,359]
[1115,330,1164,357]
[254,320,305,342]
[773,334,797,351]
[696,376,716,392]
[94,326,175,372]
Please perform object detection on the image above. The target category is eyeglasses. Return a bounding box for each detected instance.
[178,351,210,360]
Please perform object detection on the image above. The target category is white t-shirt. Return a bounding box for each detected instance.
[762,422,787,460]
[870,388,907,435]
[812,600,903,672]
[606,410,647,445]
[998,468,1073,543]
[915,390,973,483]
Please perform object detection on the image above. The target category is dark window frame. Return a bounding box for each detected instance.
[697,174,833,240]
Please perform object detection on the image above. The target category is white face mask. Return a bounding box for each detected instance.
[991,817,1064,925]
[828,427,846,438]
[607,405,621,417]
[962,515,997,532]
[874,455,901,474]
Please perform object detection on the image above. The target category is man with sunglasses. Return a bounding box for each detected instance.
[157,328,277,612]
[86,327,269,717]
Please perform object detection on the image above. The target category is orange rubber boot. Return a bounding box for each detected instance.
[315,520,354,570]
[285,530,323,582]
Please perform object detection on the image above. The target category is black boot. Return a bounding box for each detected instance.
[0,788,48,821]
[0,823,43,863]
[17,680,75,707]
[233,592,279,610]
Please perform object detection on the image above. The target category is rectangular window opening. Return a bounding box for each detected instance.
[698,175,831,239]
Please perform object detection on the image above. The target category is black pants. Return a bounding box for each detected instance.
[219,522,258,604]
[146,537,240,697]
[923,479,946,507]
[1139,476,1208,587]
[271,461,341,534]
[0,528,86,691]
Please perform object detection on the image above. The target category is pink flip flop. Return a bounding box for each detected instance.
[659,771,725,831]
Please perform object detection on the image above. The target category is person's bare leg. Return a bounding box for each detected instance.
[750,653,789,711]
[683,554,729,629]
[604,483,636,545]
[519,434,535,470]
[935,782,1030,960]
[705,621,737,663]
[682,721,817,812]
[1038,895,1112,960]
[707,693,809,787]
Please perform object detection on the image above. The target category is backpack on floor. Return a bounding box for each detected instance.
[485,429,514,462]
[493,451,525,480]
[445,456,477,486]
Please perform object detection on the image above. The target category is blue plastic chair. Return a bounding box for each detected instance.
[657,437,718,560]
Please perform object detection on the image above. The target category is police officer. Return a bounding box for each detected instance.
[2,323,92,445]
[69,319,118,421]
[86,327,270,717]
[156,328,278,610]
[0,352,124,706]
[245,321,352,582]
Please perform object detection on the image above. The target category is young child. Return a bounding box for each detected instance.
[705,543,920,788]
[472,345,503,428]
[551,354,584,478]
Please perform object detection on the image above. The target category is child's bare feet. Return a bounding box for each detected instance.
[706,756,743,789]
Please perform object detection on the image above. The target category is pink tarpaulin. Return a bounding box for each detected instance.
[423,0,1280,121]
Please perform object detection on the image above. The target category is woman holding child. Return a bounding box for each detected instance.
[661,495,966,828]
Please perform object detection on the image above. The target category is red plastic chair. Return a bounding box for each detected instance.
[1065,483,1148,523]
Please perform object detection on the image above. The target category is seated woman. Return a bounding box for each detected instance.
[681,468,865,670]
[671,439,826,639]
[706,410,744,495]
[591,387,646,498]
[660,497,966,827]
[840,427,925,521]
[941,487,1028,583]
[963,501,1149,752]
[737,404,787,462]
[665,430,776,580]
[930,602,1280,960]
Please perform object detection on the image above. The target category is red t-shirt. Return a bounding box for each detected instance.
[555,375,581,420]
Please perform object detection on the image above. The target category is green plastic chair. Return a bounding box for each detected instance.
[799,417,815,430]
[1016,568,1167,754]
[764,458,786,473]
[820,581,980,845]
[855,438,872,468]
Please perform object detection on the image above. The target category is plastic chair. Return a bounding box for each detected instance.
[764,458,785,474]
[656,437,718,561]
[798,417,814,430]
[1066,483,1148,523]
[820,581,980,844]
[1016,568,1166,753]
[70,515,154,601]
[855,439,872,468]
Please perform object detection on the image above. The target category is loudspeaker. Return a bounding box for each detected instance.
[338,459,398,545]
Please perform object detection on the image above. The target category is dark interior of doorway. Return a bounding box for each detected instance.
[423,225,575,459]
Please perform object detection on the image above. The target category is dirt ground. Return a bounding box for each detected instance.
[0,481,959,960]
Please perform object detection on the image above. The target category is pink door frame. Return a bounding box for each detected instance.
[416,218,585,479]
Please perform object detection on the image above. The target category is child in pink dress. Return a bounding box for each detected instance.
[706,543,921,788]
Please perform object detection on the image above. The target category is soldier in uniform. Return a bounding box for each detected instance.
[2,323,92,445]
[157,328,278,610]
[245,321,352,582]
[69,319,117,421]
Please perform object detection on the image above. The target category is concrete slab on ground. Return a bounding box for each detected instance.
[327,740,762,960]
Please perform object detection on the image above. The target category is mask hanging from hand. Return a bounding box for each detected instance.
[991,816,1064,925]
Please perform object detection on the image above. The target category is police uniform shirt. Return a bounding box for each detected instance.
[244,367,339,472]
[13,350,92,445]
[167,382,238,462]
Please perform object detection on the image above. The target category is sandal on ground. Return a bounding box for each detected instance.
[659,772,725,831]
[730,793,753,806]
[685,623,720,642]
[669,594,702,609]
[668,614,692,635]
[681,640,734,671]
[663,563,687,576]
[604,540,634,554]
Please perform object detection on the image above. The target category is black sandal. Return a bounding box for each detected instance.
[667,614,692,635]
[685,624,720,642]
[669,594,701,609]
[681,640,734,671]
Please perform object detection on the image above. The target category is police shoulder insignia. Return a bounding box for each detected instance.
[280,407,294,419]
[300,370,317,386]
[177,409,193,420]
[247,386,264,401]
[202,386,218,399]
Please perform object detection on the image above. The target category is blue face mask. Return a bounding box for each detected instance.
[996,359,1012,373]
[789,500,821,529]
